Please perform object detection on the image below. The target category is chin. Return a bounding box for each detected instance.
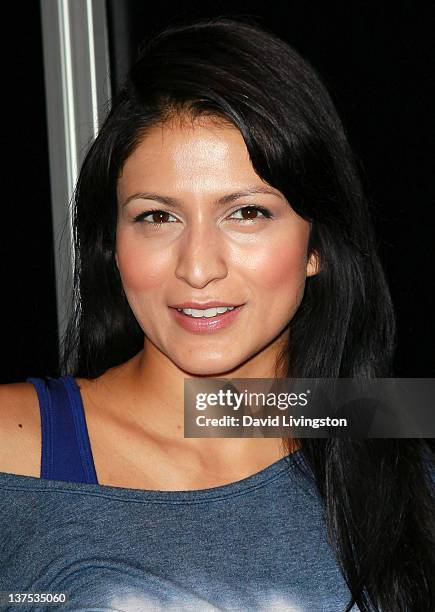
[174,354,245,378]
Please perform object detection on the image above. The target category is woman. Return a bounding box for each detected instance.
[0,17,433,612]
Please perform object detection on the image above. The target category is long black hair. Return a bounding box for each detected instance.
[63,17,434,611]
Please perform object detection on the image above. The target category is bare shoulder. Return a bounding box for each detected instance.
[0,382,41,477]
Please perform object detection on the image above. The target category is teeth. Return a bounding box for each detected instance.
[177,306,235,318]
[216,306,231,314]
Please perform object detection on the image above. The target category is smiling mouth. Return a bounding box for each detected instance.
[170,304,244,332]
[176,306,236,318]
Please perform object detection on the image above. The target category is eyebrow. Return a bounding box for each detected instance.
[121,187,284,209]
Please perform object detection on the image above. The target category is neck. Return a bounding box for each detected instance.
[98,333,298,464]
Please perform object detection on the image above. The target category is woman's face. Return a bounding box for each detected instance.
[116,116,317,376]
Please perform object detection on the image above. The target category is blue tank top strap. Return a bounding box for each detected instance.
[26,376,98,485]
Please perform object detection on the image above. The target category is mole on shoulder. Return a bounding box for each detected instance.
[18,423,22,428]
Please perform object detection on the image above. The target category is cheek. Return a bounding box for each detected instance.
[116,233,170,293]
[248,237,308,292]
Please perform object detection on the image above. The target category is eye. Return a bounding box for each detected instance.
[133,205,273,226]
[133,209,178,225]
[229,205,273,222]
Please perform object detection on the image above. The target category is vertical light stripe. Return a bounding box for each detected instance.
[58,0,78,200]
[57,0,78,280]
[40,0,112,355]
[86,0,100,139]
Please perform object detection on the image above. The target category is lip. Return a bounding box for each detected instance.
[170,301,242,309]
[169,304,244,333]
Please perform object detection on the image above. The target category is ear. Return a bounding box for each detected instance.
[306,250,320,277]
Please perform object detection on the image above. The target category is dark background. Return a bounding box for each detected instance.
[1,1,434,383]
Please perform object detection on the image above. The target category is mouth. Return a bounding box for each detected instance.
[169,304,245,333]
[175,305,237,318]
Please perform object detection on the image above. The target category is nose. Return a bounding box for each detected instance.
[174,222,228,288]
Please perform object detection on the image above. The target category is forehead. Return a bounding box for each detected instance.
[117,116,265,198]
